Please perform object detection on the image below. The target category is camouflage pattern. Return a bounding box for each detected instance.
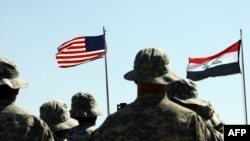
[124,48,180,85]
[0,100,55,141]
[167,78,198,100]
[91,93,221,141]
[206,113,224,133]
[40,100,78,132]
[0,57,27,89]
[70,92,102,118]
[68,123,97,141]
[167,78,210,106]
[167,78,214,119]
[167,78,224,133]
[68,92,101,141]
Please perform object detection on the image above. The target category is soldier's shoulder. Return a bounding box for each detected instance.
[0,112,55,141]
[1,103,32,116]
[68,125,92,141]
[23,115,56,141]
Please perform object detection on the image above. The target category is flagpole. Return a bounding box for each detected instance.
[103,26,110,116]
[240,29,248,124]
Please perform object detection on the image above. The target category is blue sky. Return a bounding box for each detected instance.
[1,0,249,126]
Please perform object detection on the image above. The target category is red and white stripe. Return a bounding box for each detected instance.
[56,36,105,68]
[187,40,240,72]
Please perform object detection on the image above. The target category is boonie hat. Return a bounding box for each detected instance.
[167,78,210,106]
[40,100,78,132]
[0,57,28,89]
[167,78,215,120]
[70,92,102,118]
[124,48,180,85]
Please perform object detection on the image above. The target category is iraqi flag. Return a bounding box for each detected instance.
[187,40,241,81]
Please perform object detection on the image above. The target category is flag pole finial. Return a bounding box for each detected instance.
[103,26,106,35]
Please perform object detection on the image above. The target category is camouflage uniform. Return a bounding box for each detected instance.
[0,101,55,141]
[68,92,102,141]
[167,78,224,139]
[0,57,55,141]
[68,123,97,141]
[40,100,78,141]
[91,48,220,141]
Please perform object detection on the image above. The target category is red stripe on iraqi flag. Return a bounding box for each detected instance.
[187,40,241,81]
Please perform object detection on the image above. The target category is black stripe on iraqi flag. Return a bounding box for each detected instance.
[187,62,241,81]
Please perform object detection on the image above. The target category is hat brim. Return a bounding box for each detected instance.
[51,118,78,132]
[70,107,102,118]
[124,69,180,85]
[173,97,210,107]
[0,77,28,89]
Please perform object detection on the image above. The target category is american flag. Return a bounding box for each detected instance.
[56,35,106,68]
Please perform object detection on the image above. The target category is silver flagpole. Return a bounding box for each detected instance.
[103,26,110,116]
[240,29,248,124]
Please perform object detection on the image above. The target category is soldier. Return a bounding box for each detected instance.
[0,57,55,141]
[40,100,78,141]
[68,92,102,141]
[167,78,224,134]
[91,48,221,141]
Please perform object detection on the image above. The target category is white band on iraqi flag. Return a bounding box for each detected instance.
[187,52,238,72]
[187,40,241,81]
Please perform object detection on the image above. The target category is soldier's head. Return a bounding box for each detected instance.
[124,48,180,95]
[167,78,214,120]
[70,92,102,123]
[124,48,180,85]
[167,78,198,101]
[40,100,78,135]
[0,57,27,101]
[168,78,224,132]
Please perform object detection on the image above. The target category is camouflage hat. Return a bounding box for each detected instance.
[167,78,209,106]
[124,48,180,85]
[167,78,216,120]
[40,100,78,132]
[0,57,28,89]
[70,92,102,118]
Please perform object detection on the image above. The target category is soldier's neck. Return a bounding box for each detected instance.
[137,82,167,97]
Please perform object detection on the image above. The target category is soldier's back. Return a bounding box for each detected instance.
[0,101,55,141]
[68,123,96,141]
[91,94,218,141]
